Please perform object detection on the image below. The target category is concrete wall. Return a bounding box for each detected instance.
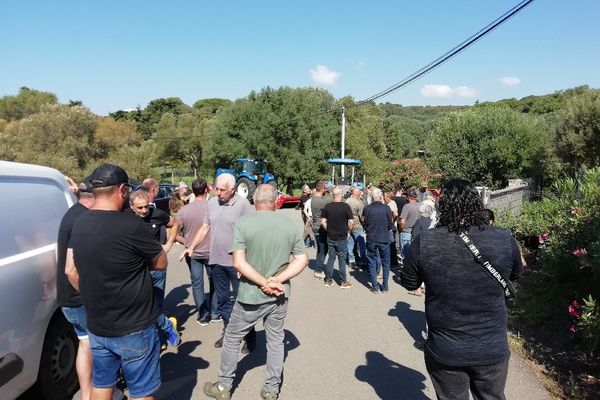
[477,179,531,215]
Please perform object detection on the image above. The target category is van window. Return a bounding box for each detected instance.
[0,178,69,259]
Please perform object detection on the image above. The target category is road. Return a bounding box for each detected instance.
[152,208,550,400]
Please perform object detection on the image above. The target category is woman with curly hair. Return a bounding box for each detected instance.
[401,178,523,400]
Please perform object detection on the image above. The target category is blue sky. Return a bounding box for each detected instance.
[1,1,598,115]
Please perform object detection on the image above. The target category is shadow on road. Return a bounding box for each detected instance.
[232,329,300,393]
[156,340,209,400]
[388,301,426,345]
[355,351,430,400]
[164,283,197,328]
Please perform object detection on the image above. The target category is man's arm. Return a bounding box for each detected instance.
[399,218,406,231]
[270,253,309,284]
[400,236,422,290]
[150,250,168,270]
[179,223,210,260]
[163,217,180,253]
[347,219,354,234]
[65,248,79,292]
[321,218,328,230]
[232,250,271,287]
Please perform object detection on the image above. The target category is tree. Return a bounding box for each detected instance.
[205,87,339,189]
[193,98,232,118]
[0,104,97,178]
[554,88,600,174]
[0,87,57,121]
[425,105,551,188]
[94,117,140,159]
[137,97,191,139]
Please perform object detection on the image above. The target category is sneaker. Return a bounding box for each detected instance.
[214,334,224,348]
[313,271,325,280]
[349,261,357,270]
[324,278,333,287]
[166,317,181,347]
[340,281,353,289]
[260,388,279,400]
[203,382,231,400]
[197,316,210,326]
[210,316,223,323]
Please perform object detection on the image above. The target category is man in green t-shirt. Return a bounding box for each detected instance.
[203,184,308,400]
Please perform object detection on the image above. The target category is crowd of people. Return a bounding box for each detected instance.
[58,163,523,400]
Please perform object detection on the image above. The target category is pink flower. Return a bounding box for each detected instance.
[572,248,588,257]
[568,305,581,318]
[570,323,578,333]
[571,208,578,216]
[538,232,550,244]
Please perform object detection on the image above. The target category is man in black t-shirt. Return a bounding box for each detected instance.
[70,163,168,400]
[58,178,95,400]
[127,188,181,349]
[320,186,354,288]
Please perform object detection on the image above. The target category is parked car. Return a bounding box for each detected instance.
[0,161,79,399]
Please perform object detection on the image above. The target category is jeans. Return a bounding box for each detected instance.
[219,300,288,394]
[425,351,509,400]
[211,264,240,324]
[400,231,413,259]
[150,270,172,334]
[314,228,328,273]
[347,229,367,265]
[89,324,161,398]
[367,242,390,292]
[186,257,218,320]
[325,238,348,282]
[61,305,88,339]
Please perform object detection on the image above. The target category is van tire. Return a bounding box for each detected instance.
[35,312,79,400]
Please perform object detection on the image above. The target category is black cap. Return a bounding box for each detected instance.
[406,189,418,198]
[89,163,130,188]
[78,175,94,192]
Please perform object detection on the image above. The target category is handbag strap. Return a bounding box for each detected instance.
[458,232,515,299]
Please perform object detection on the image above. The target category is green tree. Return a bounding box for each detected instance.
[0,87,57,121]
[138,97,190,139]
[193,98,232,118]
[554,88,600,174]
[205,87,339,189]
[0,104,97,178]
[425,105,551,188]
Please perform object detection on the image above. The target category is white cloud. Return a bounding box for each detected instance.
[420,84,477,99]
[499,76,521,87]
[309,65,340,85]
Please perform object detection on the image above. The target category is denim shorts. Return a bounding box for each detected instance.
[88,324,161,398]
[61,306,88,339]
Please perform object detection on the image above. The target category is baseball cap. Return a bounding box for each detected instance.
[406,188,418,198]
[78,175,94,192]
[89,163,130,188]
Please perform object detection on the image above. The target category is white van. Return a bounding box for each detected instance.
[0,161,79,399]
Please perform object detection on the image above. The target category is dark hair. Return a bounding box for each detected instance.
[191,178,208,196]
[482,208,495,225]
[437,179,485,233]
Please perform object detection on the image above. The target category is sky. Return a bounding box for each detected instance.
[1,0,598,115]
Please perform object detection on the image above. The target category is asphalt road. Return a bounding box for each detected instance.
[152,208,551,400]
[65,208,551,400]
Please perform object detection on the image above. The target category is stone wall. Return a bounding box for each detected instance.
[477,179,531,215]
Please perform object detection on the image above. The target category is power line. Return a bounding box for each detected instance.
[356,0,535,105]
[148,0,535,141]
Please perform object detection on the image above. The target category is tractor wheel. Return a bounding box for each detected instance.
[236,177,256,200]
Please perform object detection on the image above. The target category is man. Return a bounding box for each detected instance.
[401,179,522,400]
[362,188,393,293]
[57,177,95,400]
[321,186,354,288]
[398,188,420,260]
[176,178,218,325]
[180,173,256,351]
[346,187,367,269]
[128,189,180,348]
[143,178,160,207]
[70,163,168,400]
[393,188,408,216]
[310,181,331,279]
[384,191,400,269]
[203,184,308,400]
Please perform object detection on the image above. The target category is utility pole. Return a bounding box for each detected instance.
[341,106,346,178]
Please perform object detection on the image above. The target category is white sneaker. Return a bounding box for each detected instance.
[313,271,325,280]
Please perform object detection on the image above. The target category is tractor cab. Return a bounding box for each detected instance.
[216,158,276,200]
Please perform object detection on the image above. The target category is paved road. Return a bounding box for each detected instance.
[152,208,550,400]
[68,208,550,400]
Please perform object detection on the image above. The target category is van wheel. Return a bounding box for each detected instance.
[36,313,79,400]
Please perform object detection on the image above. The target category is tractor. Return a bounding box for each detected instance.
[326,158,364,196]
[216,158,276,200]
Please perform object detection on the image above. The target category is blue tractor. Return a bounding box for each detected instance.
[216,158,276,200]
